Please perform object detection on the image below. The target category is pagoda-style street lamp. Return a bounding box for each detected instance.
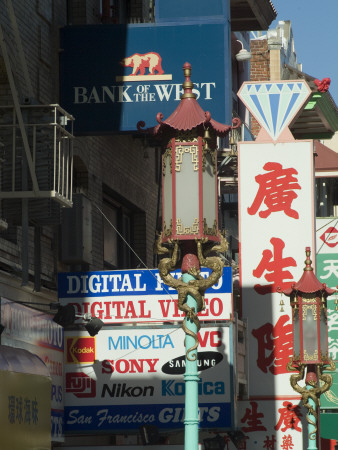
[279,247,336,450]
[138,63,240,450]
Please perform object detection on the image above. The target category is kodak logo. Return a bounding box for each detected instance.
[66,337,96,364]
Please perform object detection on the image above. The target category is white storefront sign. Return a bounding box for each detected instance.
[237,80,315,449]
[58,268,232,323]
[64,325,234,433]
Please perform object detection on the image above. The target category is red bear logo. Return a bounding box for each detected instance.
[120,52,164,76]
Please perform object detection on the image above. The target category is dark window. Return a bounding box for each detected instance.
[316,177,338,217]
[103,190,146,270]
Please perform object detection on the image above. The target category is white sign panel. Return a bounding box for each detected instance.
[1,298,64,441]
[58,268,232,323]
[238,398,307,449]
[239,141,315,396]
[64,325,233,433]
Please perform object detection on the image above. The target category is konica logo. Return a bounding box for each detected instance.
[162,379,225,396]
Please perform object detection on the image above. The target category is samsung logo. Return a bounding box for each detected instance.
[162,351,223,375]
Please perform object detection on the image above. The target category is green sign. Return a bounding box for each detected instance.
[316,218,338,414]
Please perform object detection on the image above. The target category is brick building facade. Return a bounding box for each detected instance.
[0,0,159,300]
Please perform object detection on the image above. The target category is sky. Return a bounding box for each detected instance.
[268,0,338,105]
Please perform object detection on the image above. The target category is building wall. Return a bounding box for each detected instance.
[0,0,159,298]
[249,38,270,137]
[249,21,301,138]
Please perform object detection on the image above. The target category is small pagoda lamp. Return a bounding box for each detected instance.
[279,247,336,449]
[140,62,241,244]
[282,247,334,366]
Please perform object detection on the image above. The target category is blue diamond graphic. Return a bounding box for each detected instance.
[238,81,311,140]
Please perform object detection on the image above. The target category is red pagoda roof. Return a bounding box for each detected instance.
[137,62,240,136]
[282,247,336,296]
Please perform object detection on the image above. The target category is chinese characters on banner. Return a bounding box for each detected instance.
[238,141,315,448]
[316,217,338,410]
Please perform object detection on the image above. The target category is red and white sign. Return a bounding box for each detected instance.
[64,326,231,407]
[238,141,315,396]
[320,226,338,248]
[238,398,306,449]
[58,268,233,324]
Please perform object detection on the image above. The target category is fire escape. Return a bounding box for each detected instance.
[0,1,74,288]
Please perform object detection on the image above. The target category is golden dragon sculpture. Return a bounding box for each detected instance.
[155,232,228,360]
[287,359,336,439]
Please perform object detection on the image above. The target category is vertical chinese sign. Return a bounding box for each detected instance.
[316,217,338,434]
[237,81,315,449]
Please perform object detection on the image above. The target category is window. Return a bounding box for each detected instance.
[316,177,338,217]
[103,190,146,270]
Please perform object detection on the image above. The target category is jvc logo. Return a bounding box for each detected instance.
[162,379,225,396]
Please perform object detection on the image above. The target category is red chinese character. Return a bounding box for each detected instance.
[263,435,276,449]
[252,315,293,375]
[241,401,267,432]
[253,237,296,294]
[281,434,294,449]
[237,437,249,450]
[224,435,231,450]
[275,401,302,432]
[248,162,301,219]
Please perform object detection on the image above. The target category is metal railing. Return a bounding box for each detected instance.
[0,104,74,207]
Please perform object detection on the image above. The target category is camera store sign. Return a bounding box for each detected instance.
[58,267,232,324]
[64,325,233,432]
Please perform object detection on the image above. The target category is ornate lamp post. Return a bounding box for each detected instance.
[138,63,240,449]
[279,247,336,450]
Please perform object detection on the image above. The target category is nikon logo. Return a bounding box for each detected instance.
[101,383,154,398]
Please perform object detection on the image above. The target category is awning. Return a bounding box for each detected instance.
[0,345,50,377]
[315,141,338,176]
[284,64,338,140]
[230,0,277,31]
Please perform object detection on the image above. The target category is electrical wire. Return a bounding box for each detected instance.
[93,203,184,360]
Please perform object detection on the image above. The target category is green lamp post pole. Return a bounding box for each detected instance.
[182,269,200,449]
[139,63,238,449]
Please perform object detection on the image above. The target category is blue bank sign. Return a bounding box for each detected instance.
[59,23,231,135]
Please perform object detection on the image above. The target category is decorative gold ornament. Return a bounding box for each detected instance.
[203,219,218,236]
[279,297,285,312]
[176,217,199,235]
[162,148,172,175]
[163,219,173,237]
[287,359,336,439]
[176,131,199,143]
[302,304,318,321]
[303,349,318,361]
[155,232,228,361]
[175,145,199,171]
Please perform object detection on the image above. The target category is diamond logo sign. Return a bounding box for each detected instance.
[320,227,338,248]
[238,81,311,141]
